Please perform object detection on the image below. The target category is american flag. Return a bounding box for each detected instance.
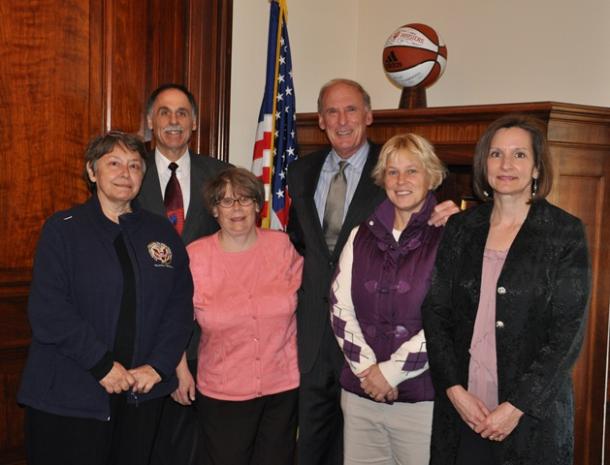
[251,0,298,230]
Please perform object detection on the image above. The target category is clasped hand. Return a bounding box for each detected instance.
[99,362,161,395]
[358,364,397,402]
[446,385,523,442]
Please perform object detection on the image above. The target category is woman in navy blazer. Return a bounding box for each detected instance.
[18,132,193,465]
[423,114,590,465]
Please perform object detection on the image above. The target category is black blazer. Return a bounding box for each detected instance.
[287,144,386,374]
[137,152,229,246]
[422,199,591,465]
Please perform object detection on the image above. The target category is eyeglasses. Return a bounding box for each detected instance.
[216,196,255,208]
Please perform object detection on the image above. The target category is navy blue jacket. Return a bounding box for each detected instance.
[18,196,193,420]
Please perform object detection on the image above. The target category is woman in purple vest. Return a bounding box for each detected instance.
[330,133,447,464]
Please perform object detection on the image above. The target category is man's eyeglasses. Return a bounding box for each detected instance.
[216,196,255,208]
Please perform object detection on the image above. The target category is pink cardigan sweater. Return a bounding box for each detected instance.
[187,228,303,401]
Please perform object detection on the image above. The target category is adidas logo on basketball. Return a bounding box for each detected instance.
[384,51,402,70]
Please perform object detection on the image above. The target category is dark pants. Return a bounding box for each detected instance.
[25,394,164,465]
[197,388,298,465]
[297,325,345,465]
[455,420,500,465]
[151,359,202,465]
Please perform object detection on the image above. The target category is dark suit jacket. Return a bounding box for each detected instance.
[137,152,229,360]
[137,152,229,246]
[422,199,591,465]
[287,143,386,374]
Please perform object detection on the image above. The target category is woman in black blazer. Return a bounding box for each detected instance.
[423,114,590,465]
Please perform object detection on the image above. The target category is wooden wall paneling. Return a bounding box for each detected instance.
[0,1,233,463]
[0,1,91,294]
[546,111,610,465]
[147,0,187,89]
[0,2,97,462]
[89,0,105,137]
[105,0,152,133]
[186,0,233,161]
[0,296,29,464]
[0,347,28,464]
[295,101,610,465]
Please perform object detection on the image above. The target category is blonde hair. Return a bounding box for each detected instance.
[372,133,447,189]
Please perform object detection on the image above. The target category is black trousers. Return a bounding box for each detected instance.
[297,324,345,465]
[455,420,500,465]
[197,388,298,465]
[151,359,203,465]
[25,394,164,465]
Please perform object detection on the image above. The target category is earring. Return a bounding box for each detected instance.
[483,190,490,198]
[532,178,539,198]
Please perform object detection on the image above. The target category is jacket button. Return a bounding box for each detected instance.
[496,320,505,329]
[497,286,506,295]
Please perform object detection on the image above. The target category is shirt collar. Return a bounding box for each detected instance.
[154,148,190,173]
[328,141,369,171]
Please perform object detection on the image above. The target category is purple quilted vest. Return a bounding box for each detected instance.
[339,194,441,403]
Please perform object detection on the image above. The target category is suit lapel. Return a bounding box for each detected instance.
[182,153,205,242]
[300,151,329,256]
[139,159,165,217]
[497,200,547,283]
[456,205,491,317]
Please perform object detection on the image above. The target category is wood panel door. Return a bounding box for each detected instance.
[0,1,231,463]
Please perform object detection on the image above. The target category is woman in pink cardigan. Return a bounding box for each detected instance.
[174,167,303,465]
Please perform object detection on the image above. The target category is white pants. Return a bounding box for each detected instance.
[341,390,433,465]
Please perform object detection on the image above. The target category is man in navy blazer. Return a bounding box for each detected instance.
[288,79,457,465]
[137,83,228,465]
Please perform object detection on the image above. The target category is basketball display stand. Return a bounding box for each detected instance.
[399,86,427,109]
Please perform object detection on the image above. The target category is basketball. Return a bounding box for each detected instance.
[383,23,447,88]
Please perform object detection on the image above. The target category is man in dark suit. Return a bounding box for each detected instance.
[287,78,384,465]
[137,83,228,465]
[288,78,457,465]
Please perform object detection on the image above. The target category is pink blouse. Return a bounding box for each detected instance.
[468,248,507,410]
[187,228,303,401]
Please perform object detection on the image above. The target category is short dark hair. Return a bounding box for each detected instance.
[473,114,553,202]
[203,167,264,214]
[145,83,198,120]
[317,78,372,113]
[83,131,147,193]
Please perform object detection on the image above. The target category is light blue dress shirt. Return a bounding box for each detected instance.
[314,142,370,225]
